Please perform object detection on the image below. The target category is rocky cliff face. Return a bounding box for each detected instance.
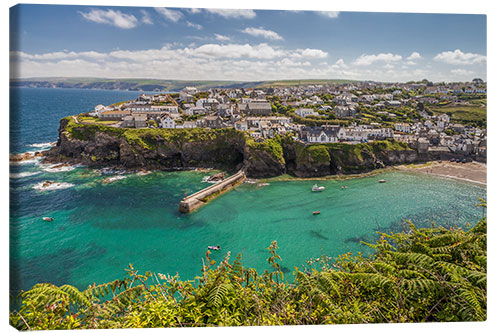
[44,117,431,178]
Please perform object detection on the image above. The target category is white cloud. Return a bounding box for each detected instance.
[140,10,153,25]
[154,7,183,22]
[353,53,403,66]
[186,21,203,30]
[214,34,230,41]
[434,49,486,65]
[318,11,340,18]
[241,27,283,41]
[186,43,286,59]
[205,8,256,19]
[79,9,138,29]
[407,52,421,60]
[12,45,485,82]
[292,48,328,59]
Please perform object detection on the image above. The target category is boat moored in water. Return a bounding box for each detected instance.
[379,179,387,183]
[42,217,54,222]
[313,211,321,215]
[208,245,221,251]
[312,184,325,192]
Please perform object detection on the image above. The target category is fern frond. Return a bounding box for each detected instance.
[60,285,92,308]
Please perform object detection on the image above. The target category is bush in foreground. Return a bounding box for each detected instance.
[10,216,486,329]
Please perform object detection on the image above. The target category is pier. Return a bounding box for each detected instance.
[178,170,246,213]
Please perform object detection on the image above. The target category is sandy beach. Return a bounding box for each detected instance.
[395,161,486,186]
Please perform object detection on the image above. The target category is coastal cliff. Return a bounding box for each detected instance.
[43,116,429,178]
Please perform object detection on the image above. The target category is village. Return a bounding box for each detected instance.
[87,79,486,161]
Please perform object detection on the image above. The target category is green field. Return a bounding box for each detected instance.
[428,100,486,124]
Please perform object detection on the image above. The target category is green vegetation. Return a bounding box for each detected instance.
[63,116,245,150]
[296,144,331,165]
[10,210,487,329]
[427,102,486,126]
[289,112,350,126]
[246,136,286,165]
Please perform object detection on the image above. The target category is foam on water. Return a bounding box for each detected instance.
[10,171,41,179]
[102,175,127,184]
[32,181,74,191]
[40,163,76,173]
[27,142,56,149]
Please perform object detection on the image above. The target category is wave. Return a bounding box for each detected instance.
[27,142,56,149]
[40,163,75,173]
[102,175,127,184]
[10,171,41,179]
[33,181,74,191]
[10,156,42,165]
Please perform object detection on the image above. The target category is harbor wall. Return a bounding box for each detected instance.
[178,170,246,213]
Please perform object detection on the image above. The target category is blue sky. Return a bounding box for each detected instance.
[9,4,487,82]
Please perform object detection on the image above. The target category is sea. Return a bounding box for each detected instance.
[9,87,486,297]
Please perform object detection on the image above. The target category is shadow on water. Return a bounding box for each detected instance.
[344,234,372,245]
[310,230,329,240]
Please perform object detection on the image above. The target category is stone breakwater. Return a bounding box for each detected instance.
[179,170,246,213]
[41,116,446,178]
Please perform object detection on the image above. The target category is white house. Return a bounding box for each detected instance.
[159,115,175,129]
[295,108,319,118]
[305,127,339,143]
[394,123,411,133]
[234,120,248,131]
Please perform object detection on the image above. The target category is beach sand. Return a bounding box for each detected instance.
[395,161,486,186]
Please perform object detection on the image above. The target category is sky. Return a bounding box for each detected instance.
[9,4,487,82]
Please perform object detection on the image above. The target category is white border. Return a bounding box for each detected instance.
[3,1,497,333]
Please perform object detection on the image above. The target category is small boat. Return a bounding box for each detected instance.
[379,179,387,183]
[341,186,348,190]
[208,245,221,251]
[312,184,325,192]
[313,211,321,215]
[42,217,54,222]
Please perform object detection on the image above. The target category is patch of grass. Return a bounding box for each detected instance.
[428,104,486,123]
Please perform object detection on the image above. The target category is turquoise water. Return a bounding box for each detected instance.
[10,88,486,297]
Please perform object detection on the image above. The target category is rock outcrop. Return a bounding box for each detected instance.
[43,117,435,178]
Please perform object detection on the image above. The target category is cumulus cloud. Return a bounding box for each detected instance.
[155,7,183,22]
[214,34,230,41]
[140,10,153,25]
[12,44,484,82]
[205,8,256,19]
[434,49,486,65]
[292,48,328,59]
[407,52,421,60]
[79,9,138,29]
[353,53,403,66]
[318,11,340,18]
[241,27,283,41]
[186,21,203,30]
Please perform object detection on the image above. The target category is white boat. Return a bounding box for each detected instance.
[312,184,325,192]
[42,217,54,222]
[379,179,387,183]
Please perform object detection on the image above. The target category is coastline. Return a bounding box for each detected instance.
[262,161,487,186]
[394,161,486,186]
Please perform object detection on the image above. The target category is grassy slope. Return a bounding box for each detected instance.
[428,99,486,122]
